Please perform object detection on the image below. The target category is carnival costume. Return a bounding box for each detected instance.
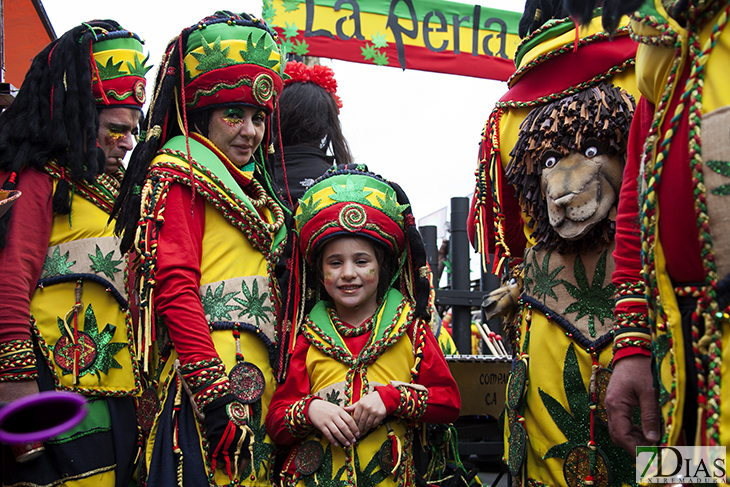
[0,22,149,486]
[609,0,730,449]
[112,12,289,487]
[266,166,461,487]
[468,14,641,487]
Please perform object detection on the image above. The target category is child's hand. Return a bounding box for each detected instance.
[307,399,360,447]
[344,391,387,435]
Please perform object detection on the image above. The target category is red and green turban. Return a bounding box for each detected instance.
[91,29,151,108]
[294,168,409,263]
[183,15,285,113]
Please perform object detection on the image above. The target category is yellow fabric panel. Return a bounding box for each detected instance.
[93,48,145,72]
[200,201,269,284]
[48,186,115,245]
[504,310,616,485]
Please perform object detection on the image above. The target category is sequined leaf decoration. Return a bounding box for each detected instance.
[233,279,273,327]
[240,32,279,69]
[523,249,564,302]
[241,399,276,479]
[354,443,390,486]
[280,38,294,57]
[329,175,372,204]
[283,22,299,39]
[191,33,235,73]
[262,0,276,24]
[294,194,321,225]
[302,445,348,487]
[707,159,730,195]
[371,32,388,48]
[96,56,124,79]
[538,343,635,487]
[201,282,240,322]
[326,389,343,406]
[561,250,615,337]
[42,246,76,278]
[361,44,377,61]
[126,53,153,77]
[283,0,302,13]
[291,39,310,56]
[653,333,671,406]
[376,190,409,223]
[88,244,123,279]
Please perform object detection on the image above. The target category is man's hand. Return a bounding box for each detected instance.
[344,391,387,435]
[0,380,39,404]
[307,399,359,447]
[605,355,660,453]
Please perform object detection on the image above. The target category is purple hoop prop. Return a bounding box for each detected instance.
[0,391,88,444]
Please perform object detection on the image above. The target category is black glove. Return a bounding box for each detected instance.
[203,393,250,477]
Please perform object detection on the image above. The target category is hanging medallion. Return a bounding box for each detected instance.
[137,387,160,432]
[229,361,266,404]
[506,357,528,411]
[563,444,610,487]
[295,440,324,476]
[507,421,527,477]
[53,333,97,374]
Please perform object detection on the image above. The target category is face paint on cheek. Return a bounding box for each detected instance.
[364,268,377,282]
[323,271,333,284]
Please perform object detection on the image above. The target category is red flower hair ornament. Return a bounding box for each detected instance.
[283,61,343,111]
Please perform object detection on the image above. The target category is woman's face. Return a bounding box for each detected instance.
[207,105,266,167]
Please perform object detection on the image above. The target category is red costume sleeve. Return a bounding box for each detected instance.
[612,97,652,361]
[0,168,53,342]
[154,183,218,364]
[376,320,461,424]
[265,335,315,446]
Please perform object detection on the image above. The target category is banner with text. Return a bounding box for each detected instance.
[263,0,521,81]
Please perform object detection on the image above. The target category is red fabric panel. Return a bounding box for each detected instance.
[0,168,53,342]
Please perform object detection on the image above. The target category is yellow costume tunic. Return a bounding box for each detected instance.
[469,15,641,487]
[135,136,286,487]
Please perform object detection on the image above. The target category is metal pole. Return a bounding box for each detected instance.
[419,225,439,281]
[450,197,471,354]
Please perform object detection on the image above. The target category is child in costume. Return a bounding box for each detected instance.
[266,165,460,486]
[565,0,730,453]
[468,6,642,486]
[0,20,149,486]
[113,11,288,487]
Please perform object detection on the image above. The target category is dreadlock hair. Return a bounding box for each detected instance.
[0,20,123,247]
[505,82,636,253]
[562,0,648,33]
[272,81,352,166]
[519,0,568,38]
[112,11,284,254]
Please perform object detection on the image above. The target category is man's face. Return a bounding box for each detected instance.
[97,107,141,174]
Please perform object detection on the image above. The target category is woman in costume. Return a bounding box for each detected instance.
[271,61,352,208]
[468,6,642,486]
[113,11,287,487]
[0,20,148,486]
[266,164,460,486]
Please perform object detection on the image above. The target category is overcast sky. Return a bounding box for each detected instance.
[41,0,522,231]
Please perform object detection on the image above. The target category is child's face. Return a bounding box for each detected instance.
[321,236,380,319]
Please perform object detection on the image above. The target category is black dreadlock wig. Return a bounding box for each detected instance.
[505,82,635,253]
[519,0,568,38]
[0,20,123,247]
[112,11,285,254]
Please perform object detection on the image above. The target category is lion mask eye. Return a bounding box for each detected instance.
[542,150,561,169]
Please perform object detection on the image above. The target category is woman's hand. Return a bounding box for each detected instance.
[307,399,359,447]
[344,391,386,436]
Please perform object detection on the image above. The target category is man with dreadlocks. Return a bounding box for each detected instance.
[468,8,642,487]
[112,11,289,487]
[564,0,730,455]
[0,20,149,487]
